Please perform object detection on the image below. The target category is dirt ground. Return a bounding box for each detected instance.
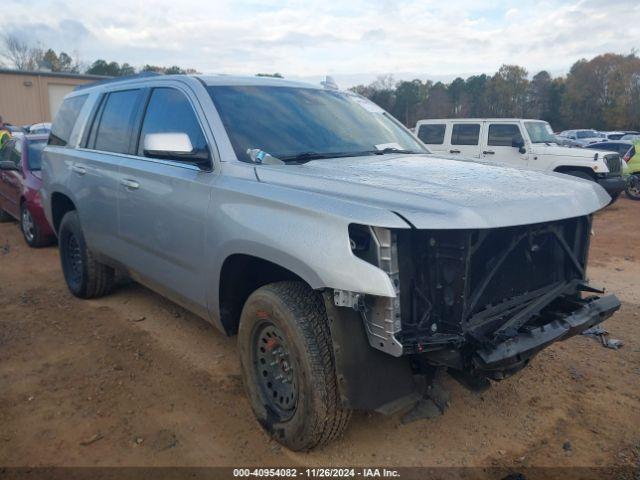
[0,198,639,474]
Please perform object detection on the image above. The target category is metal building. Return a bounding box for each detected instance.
[0,68,106,126]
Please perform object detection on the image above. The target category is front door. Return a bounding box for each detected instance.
[481,122,529,168]
[117,86,213,313]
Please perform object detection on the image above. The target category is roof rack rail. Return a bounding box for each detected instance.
[74,71,164,91]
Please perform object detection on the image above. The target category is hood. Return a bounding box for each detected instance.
[255,154,609,229]
[533,144,603,159]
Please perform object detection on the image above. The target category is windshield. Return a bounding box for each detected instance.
[577,130,599,139]
[524,121,557,144]
[27,140,46,170]
[207,85,426,163]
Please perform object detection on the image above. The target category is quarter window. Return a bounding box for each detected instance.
[417,124,446,144]
[488,124,522,146]
[48,94,88,147]
[137,88,209,163]
[93,89,142,154]
[451,124,480,146]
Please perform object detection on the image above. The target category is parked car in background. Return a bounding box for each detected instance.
[26,122,52,134]
[558,129,604,146]
[584,140,633,157]
[599,131,638,141]
[623,140,640,200]
[415,118,625,201]
[41,75,620,450]
[0,134,56,247]
[621,134,640,142]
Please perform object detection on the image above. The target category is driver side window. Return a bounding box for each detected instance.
[488,124,522,146]
[137,88,210,164]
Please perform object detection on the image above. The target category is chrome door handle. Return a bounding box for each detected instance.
[449,149,461,154]
[483,150,495,155]
[121,179,140,190]
[71,164,87,175]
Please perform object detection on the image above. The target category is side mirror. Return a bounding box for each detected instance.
[0,160,18,171]
[511,136,526,154]
[143,132,194,158]
[143,132,210,165]
[511,135,525,149]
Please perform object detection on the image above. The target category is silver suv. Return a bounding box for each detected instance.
[42,74,620,450]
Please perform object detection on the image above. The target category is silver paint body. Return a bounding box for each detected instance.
[41,75,611,333]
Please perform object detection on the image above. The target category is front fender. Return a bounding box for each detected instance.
[204,180,404,325]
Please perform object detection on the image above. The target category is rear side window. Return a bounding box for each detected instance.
[417,124,446,144]
[92,89,142,154]
[488,124,522,146]
[48,94,88,147]
[451,124,480,145]
[137,88,209,160]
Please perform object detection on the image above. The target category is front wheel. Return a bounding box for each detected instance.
[625,174,640,200]
[238,281,351,451]
[58,210,114,298]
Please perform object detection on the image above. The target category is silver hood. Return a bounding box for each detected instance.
[255,154,610,229]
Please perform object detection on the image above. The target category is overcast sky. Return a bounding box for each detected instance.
[1,0,639,87]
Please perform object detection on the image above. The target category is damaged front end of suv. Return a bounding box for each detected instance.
[329,215,620,412]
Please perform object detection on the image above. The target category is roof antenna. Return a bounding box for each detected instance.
[321,75,339,90]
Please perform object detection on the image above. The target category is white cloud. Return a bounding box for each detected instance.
[1,0,638,86]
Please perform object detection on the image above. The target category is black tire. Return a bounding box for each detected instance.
[20,203,52,248]
[625,174,640,201]
[0,208,13,223]
[58,210,114,298]
[238,281,351,451]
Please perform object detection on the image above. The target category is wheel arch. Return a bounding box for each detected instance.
[50,192,77,234]
[217,253,311,335]
[554,166,596,180]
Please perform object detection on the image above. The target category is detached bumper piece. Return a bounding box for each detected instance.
[473,294,620,379]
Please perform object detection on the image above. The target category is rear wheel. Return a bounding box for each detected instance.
[238,281,351,451]
[625,174,640,200]
[20,203,51,248]
[58,210,114,298]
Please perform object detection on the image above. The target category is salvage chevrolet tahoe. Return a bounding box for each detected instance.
[41,74,620,451]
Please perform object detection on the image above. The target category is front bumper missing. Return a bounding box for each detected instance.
[473,294,621,376]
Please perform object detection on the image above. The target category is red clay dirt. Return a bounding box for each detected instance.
[0,198,638,474]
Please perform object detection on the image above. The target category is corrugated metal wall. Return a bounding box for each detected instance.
[0,72,97,126]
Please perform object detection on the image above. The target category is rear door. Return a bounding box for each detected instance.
[482,121,529,168]
[76,88,144,258]
[449,122,482,158]
[117,85,213,313]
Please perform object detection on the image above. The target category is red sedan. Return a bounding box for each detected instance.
[0,134,55,247]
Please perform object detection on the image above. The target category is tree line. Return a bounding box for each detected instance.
[350,53,640,132]
[0,34,198,78]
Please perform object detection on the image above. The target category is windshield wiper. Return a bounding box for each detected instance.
[371,147,422,155]
[278,151,373,163]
